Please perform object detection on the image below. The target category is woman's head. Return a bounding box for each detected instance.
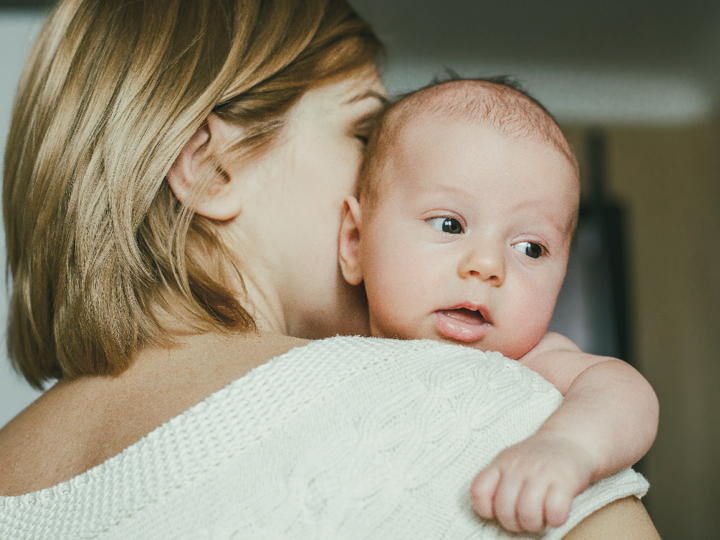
[4,0,383,388]
[166,69,386,342]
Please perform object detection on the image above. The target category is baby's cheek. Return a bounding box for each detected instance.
[363,251,431,339]
[364,271,415,338]
[512,292,557,355]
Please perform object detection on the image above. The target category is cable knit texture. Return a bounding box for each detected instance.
[0,337,648,539]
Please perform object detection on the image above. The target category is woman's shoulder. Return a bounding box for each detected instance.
[0,336,554,499]
[0,335,553,493]
[0,335,646,539]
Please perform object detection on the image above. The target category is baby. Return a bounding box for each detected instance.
[338,79,659,533]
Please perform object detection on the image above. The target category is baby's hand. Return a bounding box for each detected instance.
[470,432,595,532]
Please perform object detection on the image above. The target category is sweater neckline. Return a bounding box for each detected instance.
[0,336,333,507]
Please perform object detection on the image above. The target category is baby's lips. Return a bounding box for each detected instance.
[441,302,493,324]
[434,307,491,343]
[440,306,486,324]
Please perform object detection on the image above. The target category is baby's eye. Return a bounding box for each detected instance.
[427,217,464,234]
[355,134,369,146]
[513,241,544,259]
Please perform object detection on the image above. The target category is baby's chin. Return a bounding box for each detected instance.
[430,312,537,360]
[369,313,528,359]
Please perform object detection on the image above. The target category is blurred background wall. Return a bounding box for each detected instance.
[1,1,719,538]
[0,8,46,436]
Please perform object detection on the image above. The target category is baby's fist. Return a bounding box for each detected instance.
[470,433,595,532]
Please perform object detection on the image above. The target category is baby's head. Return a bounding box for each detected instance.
[339,79,580,359]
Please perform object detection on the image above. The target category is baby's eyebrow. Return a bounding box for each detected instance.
[420,183,475,199]
[498,198,573,239]
[544,215,575,244]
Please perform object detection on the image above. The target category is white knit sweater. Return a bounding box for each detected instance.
[0,337,648,539]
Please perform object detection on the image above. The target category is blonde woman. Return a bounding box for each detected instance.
[0,0,658,538]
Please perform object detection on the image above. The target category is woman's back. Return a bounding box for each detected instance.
[0,337,649,540]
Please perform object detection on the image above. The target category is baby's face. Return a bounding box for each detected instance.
[357,115,579,359]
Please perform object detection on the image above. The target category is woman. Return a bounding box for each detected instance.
[0,0,658,538]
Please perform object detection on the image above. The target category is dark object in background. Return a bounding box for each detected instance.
[0,0,54,9]
[549,130,633,367]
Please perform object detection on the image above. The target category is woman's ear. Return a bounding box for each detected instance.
[166,113,244,221]
[338,196,364,286]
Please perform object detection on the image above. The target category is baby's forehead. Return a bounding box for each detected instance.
[379,100,580,237]
[390,113,578,190]
[387,81,576,171]
[360,79,580,226]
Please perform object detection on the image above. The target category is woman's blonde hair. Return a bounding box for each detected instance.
[3,0,382,389]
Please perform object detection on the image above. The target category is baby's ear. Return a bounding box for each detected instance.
[338,196,364,286]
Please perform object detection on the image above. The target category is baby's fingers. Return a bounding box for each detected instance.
[545,483,574,528]
[517,480,551,532]
[471,467,501,519]
[493,473,525,532]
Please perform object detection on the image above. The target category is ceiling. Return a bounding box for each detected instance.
[352,0,720,124]
[353,0,718,71]
[0,0,51,7]
[3,0,719,124]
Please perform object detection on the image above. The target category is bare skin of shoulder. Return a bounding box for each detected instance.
[0,331,306,496]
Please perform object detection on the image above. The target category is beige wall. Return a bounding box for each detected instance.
[565,121,720,539]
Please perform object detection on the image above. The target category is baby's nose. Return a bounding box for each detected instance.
[458,242,505,286]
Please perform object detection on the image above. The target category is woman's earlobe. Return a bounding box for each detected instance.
[166,114,243,221]
[338,197,364,286]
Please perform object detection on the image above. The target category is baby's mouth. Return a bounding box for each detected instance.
[437,308,487,325]
[434,306,492,343]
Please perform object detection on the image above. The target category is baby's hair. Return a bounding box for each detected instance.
[358,75,579,213]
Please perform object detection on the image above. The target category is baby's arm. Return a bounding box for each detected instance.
[471,332,659,533]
